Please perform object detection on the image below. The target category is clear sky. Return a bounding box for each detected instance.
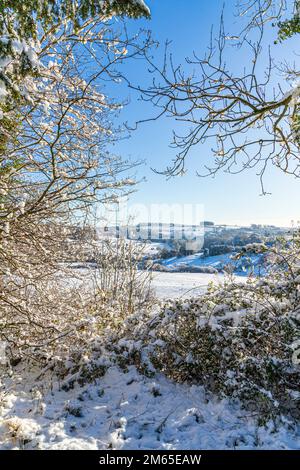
[107,0,300,227]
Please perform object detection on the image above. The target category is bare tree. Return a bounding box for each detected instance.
[127,0,300,193]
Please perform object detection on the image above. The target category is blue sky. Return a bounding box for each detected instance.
[108,0,300,227]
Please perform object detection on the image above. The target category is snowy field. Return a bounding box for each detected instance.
[60,265,227,299]
[151,272,224,299]
[1,366,299,450]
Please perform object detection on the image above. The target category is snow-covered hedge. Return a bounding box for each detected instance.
[110,238,300,422]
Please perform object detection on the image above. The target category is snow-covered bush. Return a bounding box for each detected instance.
[111,235,300,422]
[0,233,153,370]
[0,228,93,364]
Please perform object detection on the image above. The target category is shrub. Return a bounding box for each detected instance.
[111,235,300,422]
[0,237,154,369]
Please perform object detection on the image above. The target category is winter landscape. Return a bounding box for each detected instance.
[0,0,300,460]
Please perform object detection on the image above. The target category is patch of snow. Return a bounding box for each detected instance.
[0,366,298,450]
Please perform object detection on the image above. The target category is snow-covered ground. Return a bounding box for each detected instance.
[1,366,299,450]
[151,272,224,299]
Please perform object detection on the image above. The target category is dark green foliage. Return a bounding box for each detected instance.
[0,0,150,39]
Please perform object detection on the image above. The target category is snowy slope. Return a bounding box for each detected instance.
[1,366,299,450]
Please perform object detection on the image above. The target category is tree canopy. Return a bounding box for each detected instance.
[0,1,150,119]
